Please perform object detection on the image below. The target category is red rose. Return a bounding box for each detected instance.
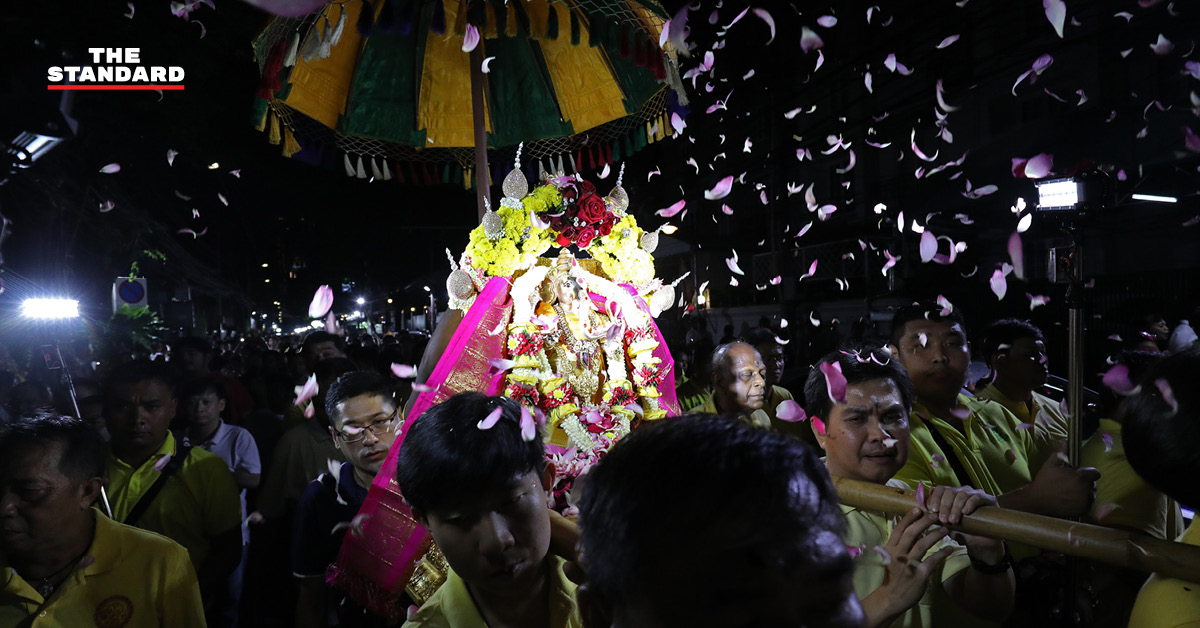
[561,186,578,202]
[550,216,566,231]
[579,181,597,195]
[560,225,578,240]
[577,194,608,224]
[599,221,613,237]
[576,226,598,248]
[557,233,573,247]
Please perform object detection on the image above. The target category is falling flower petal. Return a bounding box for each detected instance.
[799,259,819,281]
[1094,503,1120,521]
[705,176,735,200]
[845,544,862,557]
[520,405,537,441]
[1017,212,1033,233]
[1027,294,1050,310]
[656,199,686,218]
[462,24,480,52]
[99,163,121,174]
[124,2,135,18]
[820,361,847,404]
[481,56,495,73]
[390,363,416,378]
[725,250,745,276]
[294,374,318,406]
[671,112,687,135]
[488,358,518,375]
[1102,364,1137,396]
[936,34,960,48]
[598,163,611,180]
[919,231,937,263]
[1150,34,1174,55]
[990,269,1008,300]
[776,400,807,422]
[166,149,178,166]
[915,481,926,507]
[882,250,899,276]
[1008,232,1025,279]
[1100,432,1114,452]
[800,26,823,53]
[308,285,334,318]
[937,295,954,316]
[476,406,503,430]
[1024,153,1054,178]
[177,227,207,239]
[817,15,837,27]
[1043,0,1066,37]
[751,8,776,45]
[812,416,826,437]
[1155,378,1179,415]
[99,200,116,213]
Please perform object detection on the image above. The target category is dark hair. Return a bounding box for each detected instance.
[745,327,784,349]
[103,359,178,400]
[172,336,212,355]
[890,301,967,346]
[0,412,108,485]
[979,319,1044,366]
[804,346,915,422]
[324,370,395,425]
[1122,347,1200,508]
[304,331,346,353]
[578,414,844,609]
[396,392,544,514]
[180,374,228,401]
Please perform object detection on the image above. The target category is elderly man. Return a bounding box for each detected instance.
[0,413,204,627]
[694,342,771,428]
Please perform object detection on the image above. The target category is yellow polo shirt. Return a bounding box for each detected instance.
[402,556,580,628]
[106,432,242,569]
[895,395,1055,497]
[1081,419,1183,541]
[696,396,772,429]
[842,479,991,628]
[1128,522,1200,628]
[0,513,205,627]
[675,377,711,413]
[976,384,1065,472]
[765,386,820,447]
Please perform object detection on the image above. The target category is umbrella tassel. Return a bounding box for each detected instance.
[568,153,576,173]
[267,112,282,145]
[356,0,376,37]
[328,8,347,47]
[556,154,565,175]
[634,33,646,67]
[356,156,368,179]
[370,157,383,180]
[381,158,392,181]
[282,31,300,67]
[301,18,324,61]
[395,163,405,184]
[569,10,580,45]
[546,4,558,40]
[316,16,334,59]
[282,127,302,157]
[344,153,356,177]
[511,0,530,38]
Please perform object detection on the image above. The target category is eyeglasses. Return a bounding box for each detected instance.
[337,410,399,443]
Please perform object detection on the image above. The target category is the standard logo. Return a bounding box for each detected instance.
[47,48,185,91]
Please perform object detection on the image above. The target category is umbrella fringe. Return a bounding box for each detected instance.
[282,127,302,157]
[370,157,384,180]
[546,4,558,40]
[356,156,368,179]
[282,31,300,67]
[344,153,356,177]
[569,10,580,46]
[328,9,348,48]
[300,17,324,61]
[382,158,392,181]
[316,15,334,59]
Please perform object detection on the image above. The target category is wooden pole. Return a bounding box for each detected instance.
[832,477,1200,583]
[469,44,490,222]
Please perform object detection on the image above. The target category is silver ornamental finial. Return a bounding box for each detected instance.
[482,197,504,241]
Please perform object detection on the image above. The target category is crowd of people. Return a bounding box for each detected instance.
[0,299,1196,627]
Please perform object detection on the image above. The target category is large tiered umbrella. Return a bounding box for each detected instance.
[252,0,686,216]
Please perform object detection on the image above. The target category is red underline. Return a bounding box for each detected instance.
[47,85,186,91]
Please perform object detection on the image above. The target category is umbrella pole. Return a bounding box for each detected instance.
[470,45,490,222]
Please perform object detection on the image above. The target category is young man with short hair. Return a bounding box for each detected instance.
[0,414,205,626]
[102,360,243,617]
[1119,347,1200,626]
[397,392,579,628]
[695,341,771,428]
[747,327,814,444]
[887,302,1097,518]
[293,370,402,628]
[806,347,1015,627]
[576,413,863,627]
[976,319,1068,443]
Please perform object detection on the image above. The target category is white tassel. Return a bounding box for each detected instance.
[538,159,548,180]
[556,154,565,174]
[327,9,347,48]
[316,16,333,59]
[355,156,367,179]
[343,153,355,177]
[370,158,383,180]
[282,31,300,67]
[300,19,324,61]
[381,158,392,181]
[568,153,577,173]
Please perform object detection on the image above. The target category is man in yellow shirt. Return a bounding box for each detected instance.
[575,413,864,627]
[747,327,815,445]
[397,393,580,628]
[1122,348,1200,627]
[103,360,243,616]
[0,414,205,627]
[805,346,1014,627]
[976,319,1068,437]
[887,303,1097,518]
[692,342,772,428]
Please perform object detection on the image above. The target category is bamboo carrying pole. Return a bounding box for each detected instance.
[833,477,1200,583]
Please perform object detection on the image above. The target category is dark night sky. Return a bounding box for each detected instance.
[2,0,1198,341]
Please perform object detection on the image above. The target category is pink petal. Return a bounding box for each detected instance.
[294,374,318,405]
[1100,432,1114,452]
[192,19,206,38]
[303,403,315,419]
[671,112,687,135]
[476,406,503,430]
[462,24,480,53]
[656,199,686,218]
[519,405,537,441]
[153,454,172,472]
[390,363,416,379]
[1008,232,1025,280]
[751,8,776,45]
[812,416,826,437]
[769,275,782,285]
[919,231,937,263]
[124,2,135,18]
[873,545,892,566]
[324,311,338,335]
[229,169,241,178]
[915,481,926,507]
[166,149,178,166]
[1043,0,1066,37]
[481,56,496,73]
[845,544,863,557]
[1155,378,1179,414]
[794,222,814,238]
[1150,34,1174,56]
[1102,364,1137,396]
[725,251,745,276]
[936,295,954,316]
[308,285,334,318]
[99,200,116,213]
[488,358,518,375]
[1027,294,1050,310]
[936,34,960,49]
[881,250,899,276]
[820,361,847,404]
[1024,153,1054,178]
[721,204,734,215]
[704,176,735,200]
[99,163,121,174]
[776,400,807,422]
[950,407,971,420]
[1184,127,1200,153]
[989,269,1008,300]
[816,15,837,27]
[800,26,823,53]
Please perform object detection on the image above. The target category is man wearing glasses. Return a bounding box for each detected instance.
[292,371,400,628]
